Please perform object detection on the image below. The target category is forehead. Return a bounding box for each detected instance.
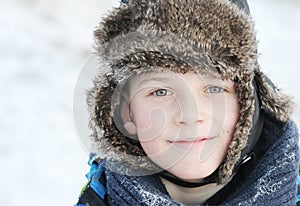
[129,71,229,87]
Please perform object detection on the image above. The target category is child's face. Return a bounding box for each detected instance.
[121,71,239,182]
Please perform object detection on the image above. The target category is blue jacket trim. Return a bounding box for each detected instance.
[75,155,107,206]
[297,175,300,203]
[86,155,106,199]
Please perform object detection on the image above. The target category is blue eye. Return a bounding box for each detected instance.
[152,89,172,96]
[205,86,225,93]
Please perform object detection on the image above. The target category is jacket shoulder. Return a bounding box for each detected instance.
[75,156,108,206]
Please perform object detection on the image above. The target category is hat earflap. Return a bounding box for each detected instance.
[254,67,294,122]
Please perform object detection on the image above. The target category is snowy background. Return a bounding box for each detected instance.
[0,0,299,205]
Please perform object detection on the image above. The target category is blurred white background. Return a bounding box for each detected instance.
[0,0,299,205]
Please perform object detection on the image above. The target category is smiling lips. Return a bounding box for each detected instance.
[167,136,217,144]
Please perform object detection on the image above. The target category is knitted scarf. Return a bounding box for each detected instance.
[106,171,181,206]
[105,116,299,205]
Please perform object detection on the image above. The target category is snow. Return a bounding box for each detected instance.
[0,0,299,205]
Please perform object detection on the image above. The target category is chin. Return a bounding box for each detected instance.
[168,165,216,183]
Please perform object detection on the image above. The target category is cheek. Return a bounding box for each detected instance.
[132,106,168,141]
[133,107,169,157]
[223,99,240,137]
[210,96,239,137]
[139,139,165,157]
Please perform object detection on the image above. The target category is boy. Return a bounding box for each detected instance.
[75,0,300,205]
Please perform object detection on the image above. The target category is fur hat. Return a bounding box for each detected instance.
[87,0,293,183]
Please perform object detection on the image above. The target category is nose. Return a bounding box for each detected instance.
[173,94,208,126]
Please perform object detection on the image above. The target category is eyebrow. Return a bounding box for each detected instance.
[138,77,170,87]
[136,74,234,87]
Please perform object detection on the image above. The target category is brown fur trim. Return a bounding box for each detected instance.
[254,67,294,122]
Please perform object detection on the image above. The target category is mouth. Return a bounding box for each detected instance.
[167,136,217,144]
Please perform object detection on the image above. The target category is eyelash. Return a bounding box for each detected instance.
[149,86,227,97]
[205,86,226,93]
[151,89,173,97]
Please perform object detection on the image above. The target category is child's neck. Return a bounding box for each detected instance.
[160,177,225,205]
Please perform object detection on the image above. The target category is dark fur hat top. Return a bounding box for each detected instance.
[87,0,293,183]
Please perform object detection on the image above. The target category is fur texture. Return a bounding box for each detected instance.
[87,0,294,183]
